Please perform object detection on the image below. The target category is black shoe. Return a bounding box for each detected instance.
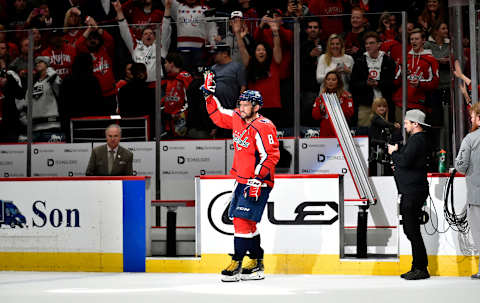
[221,259,242,282]
[400,270,413,279]
[403,269,430,280]
[241,258,265,281]
[471,272,480,279]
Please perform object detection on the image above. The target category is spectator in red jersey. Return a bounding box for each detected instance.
[41,30,77,79]
[75,16,117,115]
[308,0,347,40]
[63,7,84,47]
[161,52,193,138]
[255,9,292,81]
[392,28,439,123]
[343,6,367,59]
[0,24,19,61]
[255,9,293,126]
[312,70,354,137]
[121,0,163,40]
[245,18,282,125]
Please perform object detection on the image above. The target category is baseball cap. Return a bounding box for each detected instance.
[230,11,243,19]
[35,56,50,66]
[212,44,231,53]
[405,109,430,127]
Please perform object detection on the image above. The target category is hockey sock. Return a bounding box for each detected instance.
[250,234,264,259]
[233,237,251,261]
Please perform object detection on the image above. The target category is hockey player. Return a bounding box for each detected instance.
[201,71,280,282]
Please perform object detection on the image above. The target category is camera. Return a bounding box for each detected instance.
[370,128,401,165]
[265,10,274,18]
[0,69,7,78]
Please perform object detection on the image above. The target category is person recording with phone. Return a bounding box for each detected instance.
[454,102,480,280]
[388,109,431,280]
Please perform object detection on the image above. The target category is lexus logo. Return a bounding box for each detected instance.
[207,191,339,235]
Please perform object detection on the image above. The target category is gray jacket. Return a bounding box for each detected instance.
[455,128,480,205]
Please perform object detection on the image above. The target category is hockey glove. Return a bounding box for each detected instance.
[244,178,262,201]
[200,70,216,97]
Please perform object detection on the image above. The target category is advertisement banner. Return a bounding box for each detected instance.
[199,176,340,255]
[226,138,295,174]
[31,143,92,177]
[0,144,27,178]
[299,137,368,199]
[160,140,226,200]
[0,180,123,253]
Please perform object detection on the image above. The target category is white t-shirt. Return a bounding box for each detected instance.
[365,51,385,100]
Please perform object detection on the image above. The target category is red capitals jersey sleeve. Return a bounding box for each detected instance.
[418,54,439,92]
[312,96,324,121]
[251,118,280,182]
[205,94,237,129]
[340,91,354,121]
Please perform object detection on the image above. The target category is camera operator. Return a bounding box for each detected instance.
[388,109,430,280]
[454,102,480,280]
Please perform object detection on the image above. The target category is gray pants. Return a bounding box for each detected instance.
[468,204,480,251]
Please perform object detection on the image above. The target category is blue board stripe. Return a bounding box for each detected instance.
[123,180,146,272]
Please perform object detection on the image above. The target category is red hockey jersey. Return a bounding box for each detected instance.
[312,91,354,137]
[161,71,193,115]
[393,49,439,111]
[41,45,77,79]
[205,95,280,187]
[75,31,116,97]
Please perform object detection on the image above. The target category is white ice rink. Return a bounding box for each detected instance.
[0,272,477,303]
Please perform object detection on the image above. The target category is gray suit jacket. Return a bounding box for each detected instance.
[455,128,480,205]
[85,144,133,176]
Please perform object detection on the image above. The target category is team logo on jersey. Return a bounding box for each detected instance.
[232,129,250,150]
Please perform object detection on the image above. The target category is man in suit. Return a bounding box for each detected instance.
[86,124,133,176]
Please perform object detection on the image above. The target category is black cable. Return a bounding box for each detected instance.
[443,169,469,234]
[423,177,450,235]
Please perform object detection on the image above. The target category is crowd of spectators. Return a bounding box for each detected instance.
[0,0,473,173]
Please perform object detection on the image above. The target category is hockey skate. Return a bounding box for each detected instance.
[241,258,265,281]
[221,260,242,282]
